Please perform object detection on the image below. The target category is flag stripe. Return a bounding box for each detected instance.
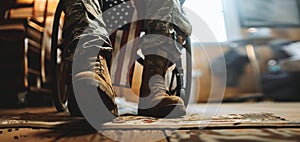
[109,0,142,87]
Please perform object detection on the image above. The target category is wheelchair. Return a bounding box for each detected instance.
[51,0,192,113]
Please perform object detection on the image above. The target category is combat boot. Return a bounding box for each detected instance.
[138,55,186,118]
[67,52,118,121]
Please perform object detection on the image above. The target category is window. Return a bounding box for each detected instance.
[183,0,227,42]
[236,0,300,27]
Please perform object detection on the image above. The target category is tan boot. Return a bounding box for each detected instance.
[68,53,118,121]
[138,55,186,118]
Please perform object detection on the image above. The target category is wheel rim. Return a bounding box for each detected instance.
[51,1,68,112]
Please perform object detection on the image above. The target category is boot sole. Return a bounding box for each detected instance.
[138,104,186,118]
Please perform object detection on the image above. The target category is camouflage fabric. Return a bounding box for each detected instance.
[138,0,192,62]
[142,0,192,36]
[62,0,192,63]
[140,20,185,62]
[62,0,112,65]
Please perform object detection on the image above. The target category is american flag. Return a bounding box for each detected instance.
[103,0,142,88]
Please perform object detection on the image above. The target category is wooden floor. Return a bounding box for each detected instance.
[0,102,300,142]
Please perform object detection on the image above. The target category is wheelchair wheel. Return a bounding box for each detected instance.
[51,1,68,112]
[170,37,192,106]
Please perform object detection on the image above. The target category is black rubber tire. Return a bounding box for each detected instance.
[51,1,68,112]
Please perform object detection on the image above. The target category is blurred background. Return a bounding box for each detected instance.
[0,0,299,108]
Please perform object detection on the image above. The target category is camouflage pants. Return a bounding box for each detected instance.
[140,0,191,62]
[62,0,192,65]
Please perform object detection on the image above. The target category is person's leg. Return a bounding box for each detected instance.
[138,0,192,118]
[141,0,192,40]
[61,0,118,120]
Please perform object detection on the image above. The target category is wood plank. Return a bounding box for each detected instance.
[165,129,300,142]
[0,128,167,142]
[0,128,116,142]
[101,130,167,142]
